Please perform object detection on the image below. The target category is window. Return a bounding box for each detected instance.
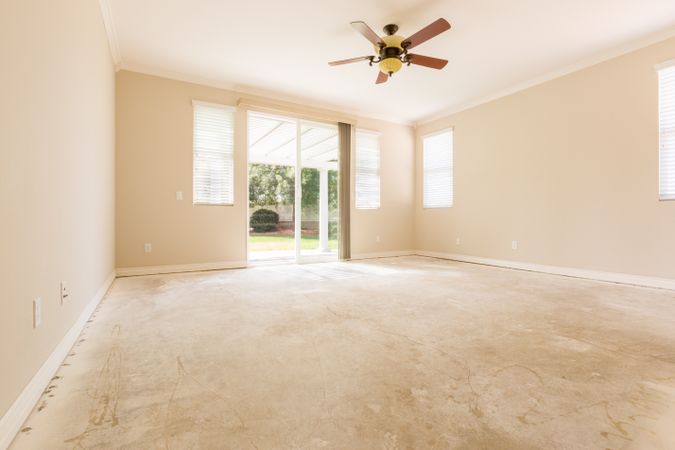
[423,129,453,208]
[355,130,381,209]
[193,101,235,205]
[658,61,675,200]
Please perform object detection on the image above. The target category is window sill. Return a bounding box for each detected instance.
[193,202,235,206]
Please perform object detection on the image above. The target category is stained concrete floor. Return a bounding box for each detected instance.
[10,256,675,449]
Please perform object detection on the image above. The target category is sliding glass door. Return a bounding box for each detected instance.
[299,121,339,262]
[247,112,338,263]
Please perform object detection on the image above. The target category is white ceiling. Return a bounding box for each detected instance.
[106,0,675,124]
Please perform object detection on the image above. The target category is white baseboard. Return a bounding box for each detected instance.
[0,271,116,450]
[350,250,416,261]
[416,250,675,290]
[116,260,247,277]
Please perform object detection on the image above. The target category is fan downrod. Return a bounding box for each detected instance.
[382,24,399,36]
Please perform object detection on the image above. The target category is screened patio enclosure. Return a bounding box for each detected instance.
[248,111,339,262]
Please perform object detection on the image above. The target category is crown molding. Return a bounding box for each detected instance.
[415,26,675,127]
[117,62,414,127]
[236,96,357,126]
[234,84,415,126]
[119,61,237,91]
[101,5,675,128]
[98,0,121,70]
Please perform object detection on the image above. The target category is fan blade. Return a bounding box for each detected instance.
[376,71,388,84]
[328,56,372,66]
[407,54,448,70]
[351,21,384,47]
[402,18,450,50]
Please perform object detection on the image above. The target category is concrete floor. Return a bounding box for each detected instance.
[10,256,675,449]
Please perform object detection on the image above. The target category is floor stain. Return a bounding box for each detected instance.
[63,326,123,448]
[9,257,675,449]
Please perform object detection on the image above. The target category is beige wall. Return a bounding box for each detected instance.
[115,71,415,269]
[116,72,244,268]
[0,0,116,418]
[351,119,415,255]
[415,37,675,279]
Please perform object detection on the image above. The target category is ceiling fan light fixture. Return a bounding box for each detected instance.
[379,57,402,75]
[329,18,451,83]
[376,34,404,52]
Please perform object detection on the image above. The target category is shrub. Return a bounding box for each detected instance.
[329,221,339,240]
[250,209,279,233]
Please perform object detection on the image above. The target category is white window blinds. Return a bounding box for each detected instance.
[658,62,675,200]
[355,130,381,209]
[193,102,235,205]
[423,129,453,208]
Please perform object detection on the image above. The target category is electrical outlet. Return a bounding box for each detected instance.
[33,298,42,328]
[376,235,381,243]
[456,237,461,245]
[512,240,518,250]
[176,191,183,201]
[144,243,152,253]
[60,282,69,304]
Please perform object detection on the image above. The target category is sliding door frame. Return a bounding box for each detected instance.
[294,119,302,261]
[245,109,341,264]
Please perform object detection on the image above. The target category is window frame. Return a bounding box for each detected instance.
[422,127,454,209]
[355,128,382,210]
[192,100,236,206]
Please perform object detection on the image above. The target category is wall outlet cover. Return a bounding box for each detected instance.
[144,243,152,253]
[60,282,69,304]
[512,240,518,250]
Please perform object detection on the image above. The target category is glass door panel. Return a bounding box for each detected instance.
[299,121,339,261]
[247,112,297,261]
[247,112,339,263]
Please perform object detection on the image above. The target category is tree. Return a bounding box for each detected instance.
[248,164,294,208]
[301,168,319,209]
[328,170,338,211]
[248,164,339,228]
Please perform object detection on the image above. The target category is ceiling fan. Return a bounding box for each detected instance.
[328,18,451,84]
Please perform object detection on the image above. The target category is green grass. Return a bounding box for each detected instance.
[249,234,338,252]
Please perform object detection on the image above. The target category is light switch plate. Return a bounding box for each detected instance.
[144,243,152,253]
[176,191,183,201]
[33,298,42,328]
